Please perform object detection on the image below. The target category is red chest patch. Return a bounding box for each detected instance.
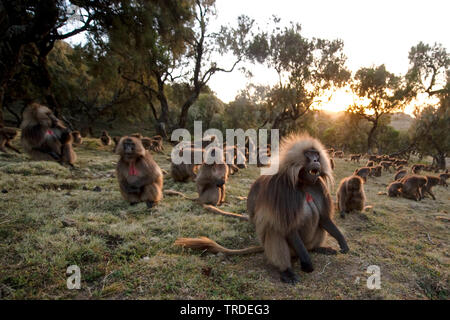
[46,129,54,136]
[128,163,139,176]
[306,192,313,203]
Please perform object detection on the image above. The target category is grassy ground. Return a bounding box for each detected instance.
[0,135,448,300]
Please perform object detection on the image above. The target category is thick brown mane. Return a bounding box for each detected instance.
[277,133,334,188]
[176,134,348,284]
[22,123,46,146]
[250,134,335,233]
[259,172,305,233]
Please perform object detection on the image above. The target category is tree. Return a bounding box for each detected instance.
[405,42,449,166]
[316,111,370,153]
[348,65,409,153]
[100,0,254,136]
[49,42,142,135]
[247,19,350,135]
[95,0,195,137]
[224,85,270,130]
[175,1,254,129]
[409,78,449,170]
[186,92,225,131]
[406,42,449,96]
[0,0,95,124]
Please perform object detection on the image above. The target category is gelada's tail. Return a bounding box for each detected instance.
[202,204,249,221]
[174,236,263,255]
[165,189,249,220]
[164,189,197,200]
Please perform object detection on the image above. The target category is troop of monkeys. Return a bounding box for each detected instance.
[344,152,448,202]
[1,102,448,284]
[99,130,165,154]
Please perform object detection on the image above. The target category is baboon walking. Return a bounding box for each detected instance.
[354,167,371,182]
[394,169,407,181]
[400,175,427,201]
[422,176,440,200]
[350,154,361,163]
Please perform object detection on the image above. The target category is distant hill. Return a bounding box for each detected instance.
[390,112,414,132]
[317,110,414,132]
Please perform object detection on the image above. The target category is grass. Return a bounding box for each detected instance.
[0,134,448,300]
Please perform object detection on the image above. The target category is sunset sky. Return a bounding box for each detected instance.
[208,0,450,114]
[66,0,450,115]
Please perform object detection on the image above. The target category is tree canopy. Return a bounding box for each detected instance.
[0,2,448,169]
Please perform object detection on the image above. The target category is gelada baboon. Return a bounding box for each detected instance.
[354,167,371,182]
[400,175,427,201]
[201,135,217,149]
[175,134,349,284]
[140,137,153,150]
[334,150,344,158]
[394,169,407,181]
[20,103,72,162]
[0,126,20,153]
[224,145,247,174]
[152,135,163,143]
[71,131,82,146]
[116,136,163,208]
[170,146,202,182]
[196,148,229,206]
[411,164,425,174]
[150,135,164,153]
[380,161,392,172]
[60,131,77,167]
[131,133,143,139]
[100,130,111,146]
[257,146,271,167]
[387,181,403,197]
[112,136,121,153]
[439,171,449,187]
[422,175,440,200]
[337,175,366,218]
[366,161,374,167]
[371,165,382,177]
[350,154,361,162]
[139,135,164,153]
[330,157,335,170]
[394,159,408,166]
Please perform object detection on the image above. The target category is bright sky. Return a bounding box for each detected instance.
[66,0,449,115]
[209,0,450,114]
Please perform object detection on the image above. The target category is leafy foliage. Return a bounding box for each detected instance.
[247,19,350,133]
[348,65,410,153]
